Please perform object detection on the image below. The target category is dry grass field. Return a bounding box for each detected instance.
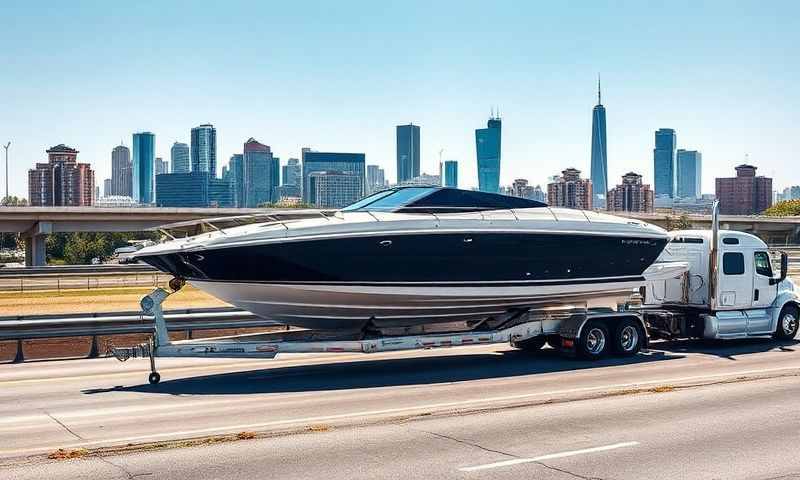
[0,284,228,317]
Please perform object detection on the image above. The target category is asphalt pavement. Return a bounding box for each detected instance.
[2,337,800,478]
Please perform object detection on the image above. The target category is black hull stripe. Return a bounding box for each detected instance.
[189,276,645,287]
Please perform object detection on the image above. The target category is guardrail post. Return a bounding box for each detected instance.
[12,340,24,363]
[187,329,193,340]
[87,335,99,359]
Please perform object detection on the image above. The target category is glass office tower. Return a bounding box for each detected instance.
[302,151,365,203]
[396,124,420,183]
[191,124,217,176]
[443,160,458,188]
[676,149,702,199]
[653,128,677,198]
[132,132,155,204]
[475,116,501,193]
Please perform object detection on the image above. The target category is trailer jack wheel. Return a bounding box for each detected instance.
[149,372,161,385]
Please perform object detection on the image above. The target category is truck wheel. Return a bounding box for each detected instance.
[774,305,799,340]
[511,336,547,351]
[578,321,609,360]
[611,319,644,356]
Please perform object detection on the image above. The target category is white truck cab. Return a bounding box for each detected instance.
[642,211,798,340]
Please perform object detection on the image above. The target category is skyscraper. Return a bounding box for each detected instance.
[396,124,420,183]
[132,132,155,204]
[155,157,169,176]
[28,144,95,206]
[590,77,608,209]
[243,138,274,207]
[443,160,458,188]
[191,124,217,176]
[171,142,190,173]
[307,171,363,208]
[280,158,302,198]
[155,172,232,208]
[228,154,245,207]
[475,114,502,193]
[302,151,365,203]
[366,164,386,194]
[653,128,677,198]
[271,156,280,201]
[676,149,702,199]
[110,144,132,197]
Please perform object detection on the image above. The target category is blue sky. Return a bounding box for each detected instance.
[1,0,797,198]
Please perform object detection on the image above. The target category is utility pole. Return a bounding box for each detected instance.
[438,148,444,186]
[2,142,9,204]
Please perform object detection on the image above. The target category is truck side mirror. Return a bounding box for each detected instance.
[769,252,789,286]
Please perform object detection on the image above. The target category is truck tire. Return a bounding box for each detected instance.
[611,319,644,356]
[577,321,610,360]
[773,305,799,340]
[511,336,547,351]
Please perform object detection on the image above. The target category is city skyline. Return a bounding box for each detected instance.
[1,2,798,198]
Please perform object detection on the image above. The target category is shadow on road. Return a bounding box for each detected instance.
[82,338,798,396]
[84,346,683,396]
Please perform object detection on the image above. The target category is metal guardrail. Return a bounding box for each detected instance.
[0,307,281,363]
[0,264,156,276]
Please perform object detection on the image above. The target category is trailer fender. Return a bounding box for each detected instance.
[558,312,649,354]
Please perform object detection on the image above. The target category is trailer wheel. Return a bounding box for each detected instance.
[611,319,644,356]
[774,305,799,340]
[511,336,547,351]
[148,372,161,385]
[577,321,609,359]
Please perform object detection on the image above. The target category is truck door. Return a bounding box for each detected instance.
[717,249,753,309]
[747,250,776,334]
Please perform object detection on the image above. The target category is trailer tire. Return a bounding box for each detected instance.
[577,321,610,360]
[611,319,644,356]
[511,336,547,351]
[773,305,799,340]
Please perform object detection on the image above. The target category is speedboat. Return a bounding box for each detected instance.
[134,187,669,332]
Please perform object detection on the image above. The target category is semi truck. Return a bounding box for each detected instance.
[113,203,799,384]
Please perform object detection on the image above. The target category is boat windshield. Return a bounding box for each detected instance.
[341,187,547,213]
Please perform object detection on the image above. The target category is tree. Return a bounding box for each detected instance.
[1,196,28,206]
[665,214,693,231]
[764,199,800,217]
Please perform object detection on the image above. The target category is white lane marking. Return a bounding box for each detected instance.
[1,366,799,457]
[459,441,640,472]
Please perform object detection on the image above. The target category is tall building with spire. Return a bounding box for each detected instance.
[590,76,608,209]
[475,110,502,193]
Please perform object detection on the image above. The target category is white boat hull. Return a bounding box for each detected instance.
[191,278,644,331]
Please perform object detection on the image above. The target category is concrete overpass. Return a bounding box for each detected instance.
[0,207,324,266]
[622,212,800,245]
[1,207,798,266]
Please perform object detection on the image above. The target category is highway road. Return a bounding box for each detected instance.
[3,338,800,478]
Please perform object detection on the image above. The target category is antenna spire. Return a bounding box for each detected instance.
[597,73,602,105]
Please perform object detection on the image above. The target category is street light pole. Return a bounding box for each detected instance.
[2,142,9,204]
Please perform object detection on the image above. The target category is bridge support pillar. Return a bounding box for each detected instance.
[24,235,47,266]
[23,221,52,267]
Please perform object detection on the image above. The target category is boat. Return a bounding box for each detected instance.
[134,186,670,332]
